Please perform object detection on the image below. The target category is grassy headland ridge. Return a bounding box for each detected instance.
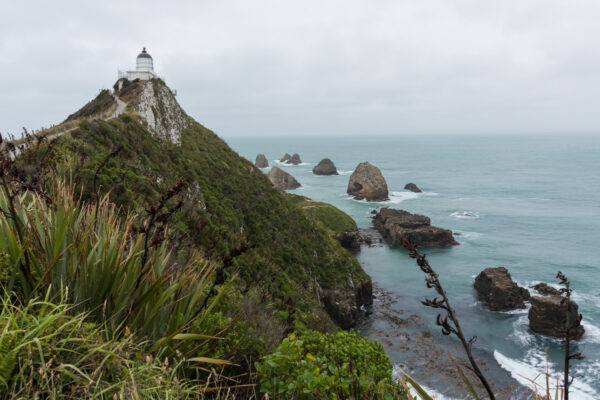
[0,78,407,398]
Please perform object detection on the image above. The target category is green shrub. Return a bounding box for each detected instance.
[256,330,405,399]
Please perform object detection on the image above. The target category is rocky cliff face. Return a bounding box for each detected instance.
[117,79,190,144]
[267,167,301,190]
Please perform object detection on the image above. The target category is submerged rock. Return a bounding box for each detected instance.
[313,158,339,175]
[267,167,301,190]
[255,153,269,168]
[529,296,585,339]
[531,282,561,296]
[280,153,292,163]
[372,207,458,247]
[474,267,530,311]
[347,162,389,201]
[404,182,422,193]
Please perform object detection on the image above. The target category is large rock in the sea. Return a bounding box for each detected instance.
[474,267,531,311]
[404,182,422,193]
[531,282,561,296]
[267,167,301,190]
[287,153,302,165]
[372,207,458,247]
[255,153,268,168]
[280,153,292,163]
[313,158,339,175]
[320,279,373,329]
[529,296,585,339]
[347,162,389,201]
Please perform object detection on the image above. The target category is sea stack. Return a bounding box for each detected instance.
[280,153,292,163]
[372,207,458,247]
[313,158,339,175]
[288,153,302,165]
[267,166,301,190]
[404,182,422,193]
[255,154,269,168]
[347,162,388,201]
[473,267,530,311]
[529,296,585,339]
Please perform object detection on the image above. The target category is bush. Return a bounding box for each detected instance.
[256,330,405,399]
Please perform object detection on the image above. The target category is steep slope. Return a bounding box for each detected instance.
[52,78,372,335]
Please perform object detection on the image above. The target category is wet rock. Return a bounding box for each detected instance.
[473,267,531,311]
[267,166,301,190]
[255,153,268,168]
[531,282,560,296]
[313,158,339,175]
[347,162,389,201]
[280,153,292,163]
[404,182,422,193]
[372,207,458,247]
[529,296,585,339]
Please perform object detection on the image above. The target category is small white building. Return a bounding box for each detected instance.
[118,47,157,81]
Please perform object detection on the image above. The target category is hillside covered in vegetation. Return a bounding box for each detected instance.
[0,78,411,398]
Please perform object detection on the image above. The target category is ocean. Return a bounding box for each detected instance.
[225,134,600,399]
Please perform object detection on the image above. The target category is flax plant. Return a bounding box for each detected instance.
[0,180,234,358]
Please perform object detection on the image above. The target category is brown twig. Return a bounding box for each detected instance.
[402,239,496,400]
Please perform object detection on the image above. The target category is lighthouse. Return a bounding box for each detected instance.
[118,47,157,81]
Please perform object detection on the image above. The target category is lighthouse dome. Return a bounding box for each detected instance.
[136,47,154,73]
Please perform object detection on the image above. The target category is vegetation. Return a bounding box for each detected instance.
[66,89,116,121]
[256,330,405,399]
[0,79,403,398]
[287,194,357,235]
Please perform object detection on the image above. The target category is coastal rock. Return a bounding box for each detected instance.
[255,153,269,168]
[347,162,389,201]
[288,153,302,165]
[280,153,292,163]
[267,167,301,190]
[529,296,585,339]
[404,182,422,193]
[531,282,560,296]
[313,158,339,175]
[474,267,531,311]
[333,230,361,251]
[320,279,373,329]
[372,207,458,247]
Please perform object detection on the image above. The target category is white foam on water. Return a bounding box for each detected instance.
[494,350,598,400]
[273,160,311,166]
[338,170,353,175]
[456,231,482,240]
[387,191,420,204]
[581,321,600,344]
[450,211,480,219]
[422,191,440,197]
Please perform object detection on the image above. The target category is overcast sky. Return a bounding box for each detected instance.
[1,0,600,137]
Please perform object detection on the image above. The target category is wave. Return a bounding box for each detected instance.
[494,350,599,400]
[450,211,480,219]
[338,170,353,175]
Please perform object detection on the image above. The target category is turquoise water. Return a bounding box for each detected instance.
[225,135,600,399]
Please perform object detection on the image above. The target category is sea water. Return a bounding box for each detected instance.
[225,134,600,399]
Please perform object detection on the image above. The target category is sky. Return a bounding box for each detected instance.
[1,0,600,137]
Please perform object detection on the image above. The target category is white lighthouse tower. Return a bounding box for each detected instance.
[118,47,157,81]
